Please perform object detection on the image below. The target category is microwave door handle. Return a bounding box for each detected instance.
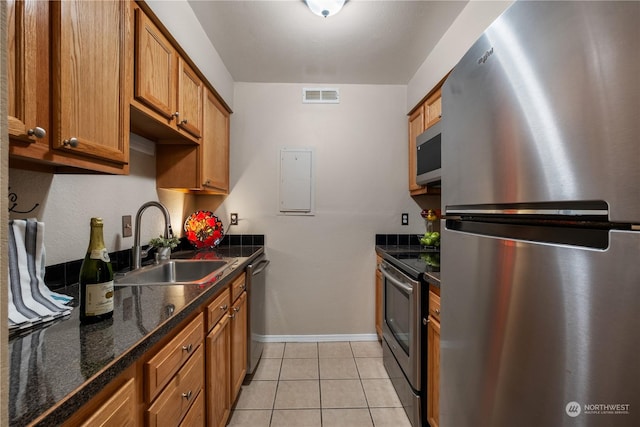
[380,265,414,295]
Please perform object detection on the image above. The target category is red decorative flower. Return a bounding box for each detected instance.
[183,211,225,248]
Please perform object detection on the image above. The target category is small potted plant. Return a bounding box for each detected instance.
[148,235,180,260]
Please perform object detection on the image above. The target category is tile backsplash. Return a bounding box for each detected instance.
[45,234,265,290]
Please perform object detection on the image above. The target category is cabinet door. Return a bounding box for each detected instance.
[408,105,427,194]
[206,314,231,427]
[425,89,442,129]
[134,7,176,120]
[230,291,247,402]
[80,378,137,427]
[427,316,440,427]
[201,90,230,193]
[177,58,204,138]
[51,0,128,165]
[6,0,49,144]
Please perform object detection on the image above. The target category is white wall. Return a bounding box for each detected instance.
[194,83,433,337]
[406,0,513,111]
[7,134,187,266]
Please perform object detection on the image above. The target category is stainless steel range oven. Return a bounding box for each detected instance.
[379,258,429,427]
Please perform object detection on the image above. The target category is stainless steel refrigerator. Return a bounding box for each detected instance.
[440,2,640,426]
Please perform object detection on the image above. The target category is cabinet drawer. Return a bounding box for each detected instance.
[429,291,441,323]
[146,313,204,401]
[179,381,205,427]
[80,378,136,427]
[147,345,204,427]
[207,287,230,332]
[231,273,246,302]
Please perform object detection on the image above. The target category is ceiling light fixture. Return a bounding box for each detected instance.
[305,0,346,18]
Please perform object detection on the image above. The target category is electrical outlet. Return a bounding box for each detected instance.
[230,213,238,226]
[401,213,409,226]
[122,215,132,237]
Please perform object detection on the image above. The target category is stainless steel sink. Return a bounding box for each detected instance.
[115,259,237,286]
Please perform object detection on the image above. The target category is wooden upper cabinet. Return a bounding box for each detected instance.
[177,58,204,138]
[134,7,176,120]
[6,0,48,144]
[8,0,129,174]
[51,0,129,165]
[425,89,442,130]
[131,3,203,143]
[201,90,230,193]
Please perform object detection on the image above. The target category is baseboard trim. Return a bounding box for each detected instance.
[260,334,379,343]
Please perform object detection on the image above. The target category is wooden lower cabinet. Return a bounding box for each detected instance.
[179,389,205,427]
[206,313,231,427]
[146,346,204,427]
[427,288,441,427]
[79,378,137,427]
[57,271,250,427]
[60,364,141,427]
[230,291,248,402]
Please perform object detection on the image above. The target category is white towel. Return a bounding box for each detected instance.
[8,219,72,330]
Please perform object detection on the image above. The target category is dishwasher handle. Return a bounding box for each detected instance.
[249,257,270,276]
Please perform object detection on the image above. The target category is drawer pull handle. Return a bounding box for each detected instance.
[181,390,192,400]
[220,304,228,311]
[182,343,193,353]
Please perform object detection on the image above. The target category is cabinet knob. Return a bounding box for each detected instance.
[423,318,428,325]
[181,390,193,400]
[180,119,188,125]
[170,112,180,121]
[220,304,228,311]
[435,308,440,315]
[229,313,235,319]
[181,343,193,353]
[27,127,46,139]
[63,137,78,148]
[233,306,241,313]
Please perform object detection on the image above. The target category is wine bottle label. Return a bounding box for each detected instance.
[90,248,110,262]
[84,281,114,316]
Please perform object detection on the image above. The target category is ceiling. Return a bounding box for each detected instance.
[187,0,469,85]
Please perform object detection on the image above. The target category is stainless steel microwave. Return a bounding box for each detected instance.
[416,121,441,185]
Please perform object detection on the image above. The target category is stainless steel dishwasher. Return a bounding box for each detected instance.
[245,254,270,375]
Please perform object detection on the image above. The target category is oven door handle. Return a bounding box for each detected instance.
[379,264,414,295]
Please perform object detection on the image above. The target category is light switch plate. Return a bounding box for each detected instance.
[230,213,238,226]
[122,215,132,237]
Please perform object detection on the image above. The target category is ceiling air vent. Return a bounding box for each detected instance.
[302,88,340,104]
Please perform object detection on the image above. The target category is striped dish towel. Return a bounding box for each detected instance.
[8,219,72,331]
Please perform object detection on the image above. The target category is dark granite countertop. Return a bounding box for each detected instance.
[8,246,264,427]
[375,244,441,286]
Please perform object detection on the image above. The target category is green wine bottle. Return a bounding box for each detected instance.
[79,218,114,324]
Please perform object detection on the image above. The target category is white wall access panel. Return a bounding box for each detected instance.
[279,148,314,215]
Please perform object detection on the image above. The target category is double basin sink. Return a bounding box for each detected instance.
[115,258,239,286]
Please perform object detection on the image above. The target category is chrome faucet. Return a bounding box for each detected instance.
[132,201,174,270]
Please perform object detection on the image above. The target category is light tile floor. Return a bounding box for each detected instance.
[228,341,412,427]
